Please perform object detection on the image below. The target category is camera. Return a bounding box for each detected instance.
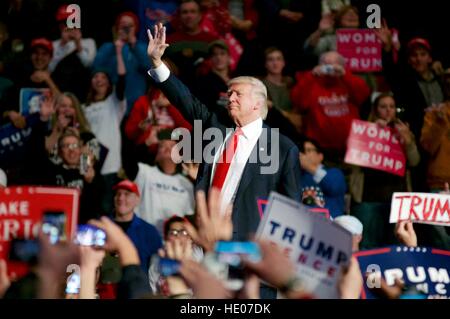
[205,241,262,291]
[79,153,91,176]
[75,225,106,247]
[42,211,67,244]
[157,256,181,277]
[320,64,335,75]
[8,239,40,264]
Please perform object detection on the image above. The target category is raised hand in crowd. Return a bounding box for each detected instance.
[394,120,414,146]
[395,221,418,247]
[88,217,151,299]
[338,256,363,299]
[79,246,105,299]
[182,162,200,182]
[8,110,27,129]
[0,259,11,299]
[184,188,233,252]
[147,23,170,68]
[312,63,345,77]
[36,231,80,299]
[425,103,450,123]
[440,182,450,194]
[39,94,55,122]
[159,238,193,261]
[279,9,304,23]
[374,19,393,52]
[88,217,139,266]
[179,259,233,299]
[242,240,310,299]
[368,276,404,299]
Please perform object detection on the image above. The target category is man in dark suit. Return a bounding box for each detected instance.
[146,23,301,241]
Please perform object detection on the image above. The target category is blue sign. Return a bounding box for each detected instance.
[19,88,50,116]
[0,114,41,167]
[355,246,450,299]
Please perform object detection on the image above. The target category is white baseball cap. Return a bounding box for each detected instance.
[334,215,363,235]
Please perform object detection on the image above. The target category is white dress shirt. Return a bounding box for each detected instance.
[148,63,263,213]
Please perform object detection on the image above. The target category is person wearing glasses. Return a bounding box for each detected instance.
[148,215,203,297]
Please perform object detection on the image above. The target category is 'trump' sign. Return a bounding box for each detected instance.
[355,246,450,299]
[256,192,352,298]
[390,192,450,226]
[345,120,406,176]
[336,29,382,72]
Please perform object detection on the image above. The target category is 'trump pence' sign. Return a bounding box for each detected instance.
[336,29,382,72]
[345,120,406,176]
[256,192,353,299]
[390,192,450,226]
[355,246,450,299]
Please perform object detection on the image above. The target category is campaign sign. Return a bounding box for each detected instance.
[256,192,352,298]
[345,120,406,176]
[355,246,450,299]
[336,29,382,72]
[0,186,79,279]
[0,113,41,166]
[19,88,50,116]
[390,192,450,226]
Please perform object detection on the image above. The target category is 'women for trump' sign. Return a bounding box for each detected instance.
[345,120,406,176]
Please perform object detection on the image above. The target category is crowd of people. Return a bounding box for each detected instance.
[0,0,449,300]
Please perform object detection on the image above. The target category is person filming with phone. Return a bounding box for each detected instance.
[291,51,371,168]
[21,101,104,224]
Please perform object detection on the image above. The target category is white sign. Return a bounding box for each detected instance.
[256,192,353,299]
[390,192,450,226]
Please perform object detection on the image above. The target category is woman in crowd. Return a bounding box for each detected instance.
[83,38,127,214]
[350,92,420,249]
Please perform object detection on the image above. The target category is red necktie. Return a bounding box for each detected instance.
[212,128,243,190]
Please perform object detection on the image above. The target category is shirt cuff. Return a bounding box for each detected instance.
[312,166,327,184]
[147,63,170,83]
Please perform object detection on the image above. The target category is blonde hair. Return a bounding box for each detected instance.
[53,92,91,133]
[228,76,268,120]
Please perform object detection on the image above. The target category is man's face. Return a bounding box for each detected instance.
[211,47,230,72]
[59,136,81,167]
[31,47,51,70]
[300,142,323,168]
[156,139,177,163]
[408,47,432,74]
[179,1,201,31]
[114,189,139,216]
[265,50,285,75]
[227,83,259,125]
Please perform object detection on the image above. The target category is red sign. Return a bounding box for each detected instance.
[0,186,79,278]
[344,120,406,176]
[336,29,382,72]
[390,192,450,226]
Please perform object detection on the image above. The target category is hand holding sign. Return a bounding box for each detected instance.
[0,259,10,298]
[395,221,417,247]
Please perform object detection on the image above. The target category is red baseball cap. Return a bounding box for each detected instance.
[113,180,140,196]
[56,4,72,22]
[30,38,53,56]
[407,37,431,52]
